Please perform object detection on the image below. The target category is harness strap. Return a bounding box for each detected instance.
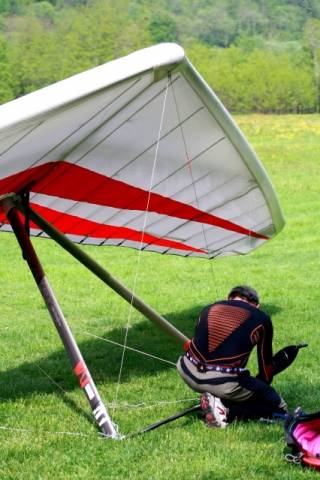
[186,351,245,374]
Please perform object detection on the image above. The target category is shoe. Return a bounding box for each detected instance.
[200,392,229,428]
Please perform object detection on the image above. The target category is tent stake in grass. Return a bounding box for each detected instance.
[1,196,120,439]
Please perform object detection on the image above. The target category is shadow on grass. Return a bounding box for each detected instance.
[2,301,310,427]
[260,303,282,316]
[0,304,201,403]
[0,302,287,401]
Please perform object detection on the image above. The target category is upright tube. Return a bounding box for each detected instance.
[1,197,120,438]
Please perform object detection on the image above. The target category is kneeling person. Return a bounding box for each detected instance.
[177,285,287,427]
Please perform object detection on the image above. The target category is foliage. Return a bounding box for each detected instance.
[149,14,178,43]
[0,0,320,112]
[0,114,319,479]
[188,43,317,112]
[303,18,320,109]
[2,0,151,97]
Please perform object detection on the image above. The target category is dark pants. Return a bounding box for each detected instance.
[177,355,287,422]
[222,372,288,421]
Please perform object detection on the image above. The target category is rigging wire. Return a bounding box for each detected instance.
[81,330,176,366]
[112,76,171,412]
[35,334,195,411]
[35,362,70,394]
[169,75,221,300]
[109,397,198,410]
[35,350,194,412]
[0,425,94,438]
[0,362,96,440]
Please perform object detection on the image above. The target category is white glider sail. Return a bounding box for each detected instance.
[0,43,285,258]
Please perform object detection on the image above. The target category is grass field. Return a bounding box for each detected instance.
[0,114,319,479]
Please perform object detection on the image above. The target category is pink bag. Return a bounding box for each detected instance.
[285,410,320,469]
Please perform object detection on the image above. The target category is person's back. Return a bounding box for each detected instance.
[189,299,273,381]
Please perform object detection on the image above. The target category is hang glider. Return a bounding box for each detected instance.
[0,43,284,258]
[0,43,285,439]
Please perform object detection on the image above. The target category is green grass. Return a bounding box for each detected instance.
[0,114,319,479]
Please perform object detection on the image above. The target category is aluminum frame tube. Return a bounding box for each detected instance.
[1,197,120,439]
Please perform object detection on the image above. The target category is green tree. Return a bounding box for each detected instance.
[53,0,150,74]
[4,0,152,99]
[1,0,319,112]
[234,0,268,37]
[197,4,237,47]
[0,35,17,103]
[2,0,34,15]
[267,3,307,40]
[0,0,11,15]
[6,14,59,97]
[149,14,178,43]
[187,43,316,113]
[30,1,56,22]
[304,18,320,110]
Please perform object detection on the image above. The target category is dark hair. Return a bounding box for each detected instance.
[228,285,259,305]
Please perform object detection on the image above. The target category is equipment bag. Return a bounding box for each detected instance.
[284,408,320,470]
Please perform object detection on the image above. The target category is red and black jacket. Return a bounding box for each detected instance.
[188,299,274,383]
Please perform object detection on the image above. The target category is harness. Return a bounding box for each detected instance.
[186,351,246,374]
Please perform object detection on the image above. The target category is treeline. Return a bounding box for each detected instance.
[0,0,320,113]
[188,43,317,113]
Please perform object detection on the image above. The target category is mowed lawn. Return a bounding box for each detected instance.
[0,114,319,479]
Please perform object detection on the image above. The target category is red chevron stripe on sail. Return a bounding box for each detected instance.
[0,161,268,240]
[0,203,207,254]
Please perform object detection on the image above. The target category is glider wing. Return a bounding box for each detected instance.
[0,43,285,257]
